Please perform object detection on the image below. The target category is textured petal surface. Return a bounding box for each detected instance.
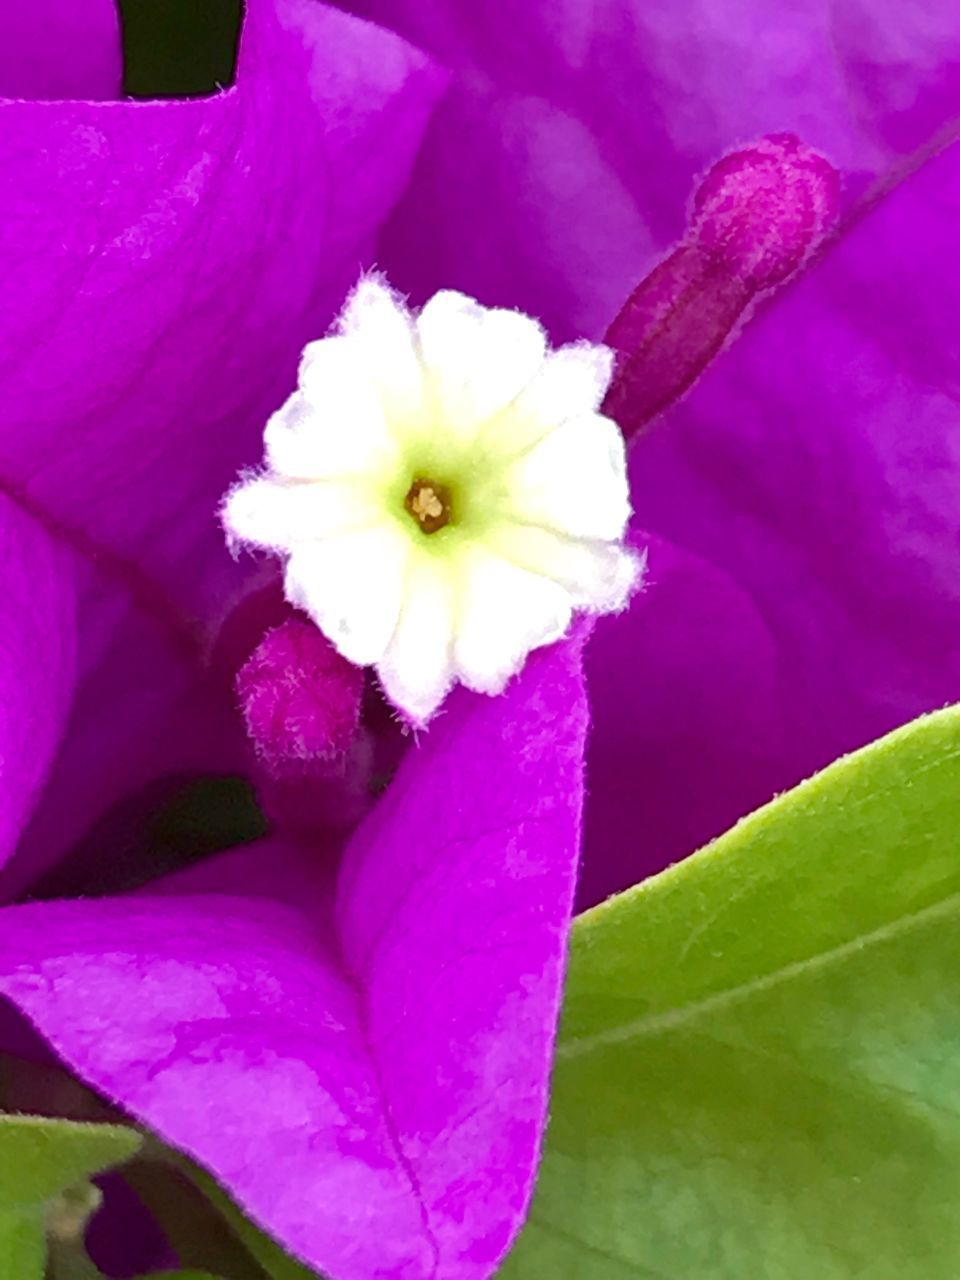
[360,0,960,340]
[0,635,588,1280]
[585,139,960,900]
[0,0,443,890]
[0,0,121,100]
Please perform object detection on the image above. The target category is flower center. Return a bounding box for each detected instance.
[404,477,453,534]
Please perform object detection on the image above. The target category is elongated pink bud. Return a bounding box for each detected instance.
[604,134,840,438]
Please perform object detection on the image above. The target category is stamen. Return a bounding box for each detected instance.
[405,478,452,533]
[603,133,840,440]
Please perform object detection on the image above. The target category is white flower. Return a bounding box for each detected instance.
[222,276,640,724]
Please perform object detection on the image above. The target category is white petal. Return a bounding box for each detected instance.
[416,291,548,441]
[261,394,317,479]
[518,341,614,419]
[222,476,382,551]
[287,340,399,478]
[479,342,615,464]
[487,522,642,611]
[453,545,572,695]
[337,275,426,422]
[504,412,630,540]
[284,523,410,666]
[377,550,457,723]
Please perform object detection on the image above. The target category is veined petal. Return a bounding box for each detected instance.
[454,545,572,694]
[504,411,631,539]
[223,475,381,551]
[487,522,640,611]
[416,291,548,440]
[378,550,456,723]
[285,523,410,666]
[293,342,400,477]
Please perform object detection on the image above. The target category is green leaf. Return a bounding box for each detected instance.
[0,1115,140,1280]
[0,1114,141,1206]
[502,705,960,1279]
[0,1210,44,1280]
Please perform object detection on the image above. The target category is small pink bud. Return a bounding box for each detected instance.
[604,133,840,439]
[236,617,363,780]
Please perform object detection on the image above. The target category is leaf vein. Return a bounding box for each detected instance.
[560,889,960,1059]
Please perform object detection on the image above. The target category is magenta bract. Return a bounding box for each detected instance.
[0,637,588,1279]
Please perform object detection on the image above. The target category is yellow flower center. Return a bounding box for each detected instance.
[404,477,453,534]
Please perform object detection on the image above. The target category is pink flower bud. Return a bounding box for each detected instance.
[689,133,841,290]
[604,134,840,439]
[236,616,363,780]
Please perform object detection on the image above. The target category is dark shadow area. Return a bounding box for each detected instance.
[118,0,244,98]
[23,775,268,901]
